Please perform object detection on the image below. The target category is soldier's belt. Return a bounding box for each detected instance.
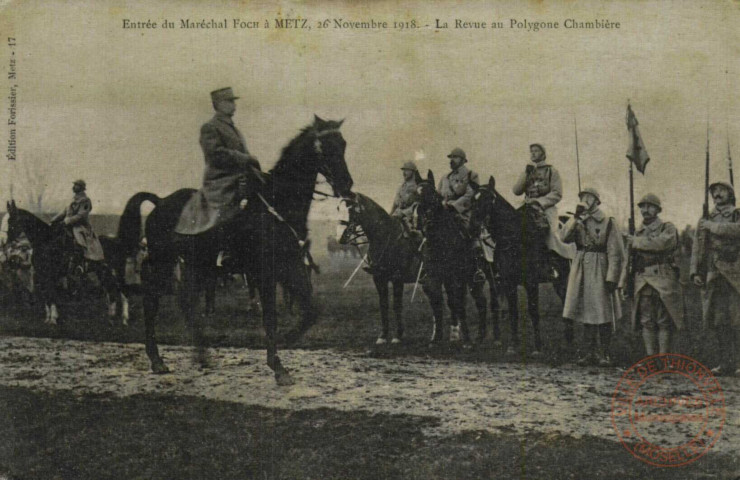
[577,245,607,253]
[636,263,674,275]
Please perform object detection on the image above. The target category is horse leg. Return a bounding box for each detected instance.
[184,264,209,367]
[422,278,444,344]
[373,276,390,344]
[261,278,294,386]
[526,282,543,356]
[455,281,471,345]
[143,292,168,373]
[392,280,404,343]
[470,280,488,342]
[121,290,130,327]
[204,271,216,316]
[506,287,519,355]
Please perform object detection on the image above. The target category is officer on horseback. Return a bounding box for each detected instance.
[51,179,104,273]
[390,160,421,237]
[513,143,575,261]
[175,87,262,236]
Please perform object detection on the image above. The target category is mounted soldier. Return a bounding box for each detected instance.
[512,143,575,261]
[691,181,740,376]
[624,193,684,356]
[175,87,262,236]
[51,179,104,272]
[437,147,486,282]
[390,160,421,237]
[561,188,624,367]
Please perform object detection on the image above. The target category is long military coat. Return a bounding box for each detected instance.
[690,204,740,328]
[58,193,104,261]
[176,112,261,235]
[513,161,574,259]
[629,217,684,330]
[561,208,624,325]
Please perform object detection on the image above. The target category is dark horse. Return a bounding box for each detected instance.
[339,192,420,344]
[415,171,483,345]
[120,116,352,385]
[470,177,570,355]
[5,200,121,325]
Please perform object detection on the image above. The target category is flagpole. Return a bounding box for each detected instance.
[728,123,734,187]
[574,116,582,192]
[626,101,637,298]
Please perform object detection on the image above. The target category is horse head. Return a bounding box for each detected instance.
[6,200,53,247]
[338,193,366,245]
[470,176,498,228]
[310,115,353,197]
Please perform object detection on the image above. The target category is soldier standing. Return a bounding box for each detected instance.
[625,194,684,355]
[691,181,740,376]
[561,188,624,366]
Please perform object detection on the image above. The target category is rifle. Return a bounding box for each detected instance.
[625,161,636,298]
[696,124,711,281]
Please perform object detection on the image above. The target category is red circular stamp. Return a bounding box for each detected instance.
[611,353,726,467]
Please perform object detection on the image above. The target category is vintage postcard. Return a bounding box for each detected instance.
[0,0,738,478]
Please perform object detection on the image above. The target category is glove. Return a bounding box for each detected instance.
[605,281,617,294]
[63,217,71,226]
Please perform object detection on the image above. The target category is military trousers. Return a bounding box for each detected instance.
[637,285,673,330]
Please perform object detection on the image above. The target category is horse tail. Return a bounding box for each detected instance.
[118,192,159,256]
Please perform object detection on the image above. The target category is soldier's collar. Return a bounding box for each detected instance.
[527,161,550,168]
[73,192,87,201]
[712,203,736,217]
[638,217,662,232]
[214,112,234,125]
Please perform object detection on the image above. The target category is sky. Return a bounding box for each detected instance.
[1,0,738,230]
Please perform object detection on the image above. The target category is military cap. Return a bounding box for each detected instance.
[447,148,467,161]
[638,193,662,210]
[529,143,547,159]
[401,161,418,171]
[73,179,86,189]
[578,187,601,203]
[210,87,239,104]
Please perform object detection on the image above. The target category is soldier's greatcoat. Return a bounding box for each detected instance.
[437,165,479,225]
[390,178,419,220]
[629,217,684,330]
[561,208,624,325]
[176,112,260,235]
[690,204,740,328]
[58,193,104,261]
[513,161,575,259]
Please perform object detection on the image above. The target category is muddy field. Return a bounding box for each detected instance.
[0,255,738,479]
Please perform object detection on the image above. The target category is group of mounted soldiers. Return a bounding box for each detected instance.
[387,143,740,375]
[14,87,740,378]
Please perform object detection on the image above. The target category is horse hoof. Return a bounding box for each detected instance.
[391,337,401,345]
[376,337,388,345]
[505,346,516,356]
[151,362,170,374]
[493,340,503,348]
[275,371,295,386]
[122,318,129,328]
[449,326,461,342]
[531,350,543,358]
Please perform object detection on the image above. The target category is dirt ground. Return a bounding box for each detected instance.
[0,256,738,478]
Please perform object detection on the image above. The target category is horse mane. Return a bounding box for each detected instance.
[355,192,390,218]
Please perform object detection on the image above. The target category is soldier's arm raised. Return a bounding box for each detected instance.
[560,215,578,243]
[631,222,678,252]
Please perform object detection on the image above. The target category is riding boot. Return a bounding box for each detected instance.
[598,323,613,367]
[657,327,672,355]
[642,326,657,356]
[563,318,574,346]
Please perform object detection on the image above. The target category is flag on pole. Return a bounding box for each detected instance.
[626,104,650,174]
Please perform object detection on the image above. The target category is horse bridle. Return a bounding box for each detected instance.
[313,128,342,187]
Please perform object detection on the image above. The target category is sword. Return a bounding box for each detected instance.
[411,261,424,302]
[343,253,368,289]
